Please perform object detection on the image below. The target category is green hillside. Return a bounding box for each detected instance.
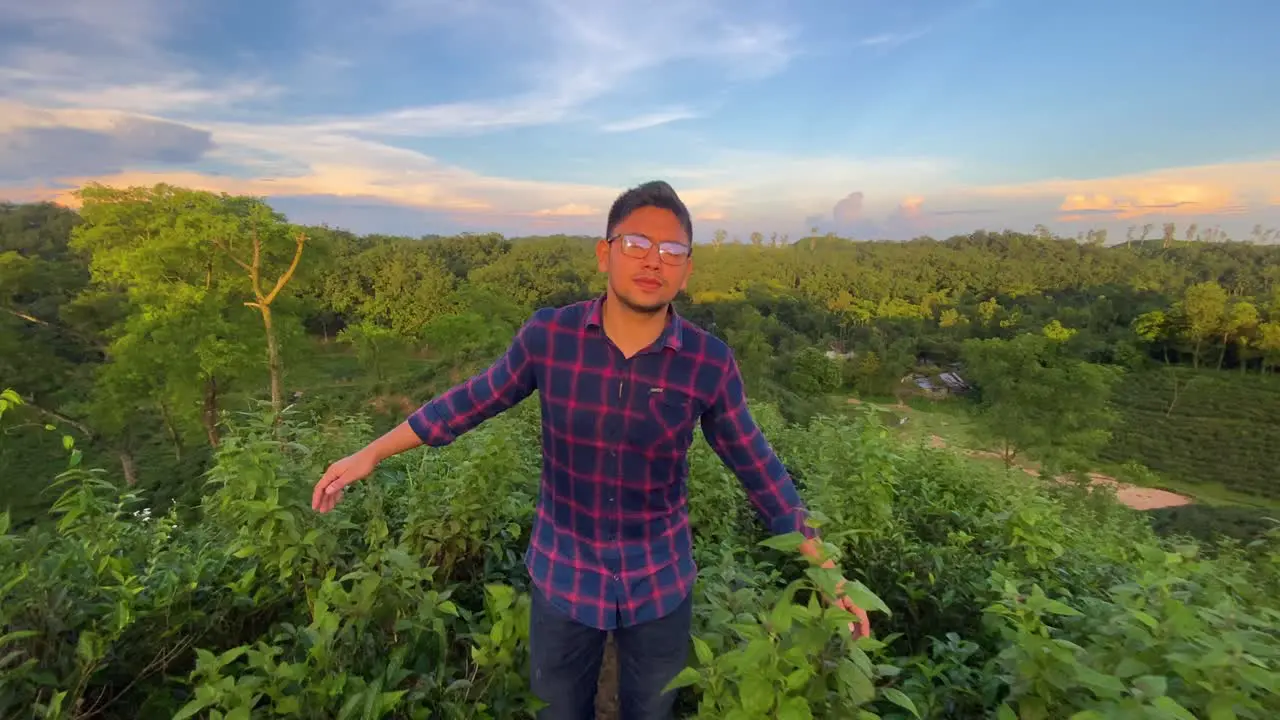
[1103,367,1280,499]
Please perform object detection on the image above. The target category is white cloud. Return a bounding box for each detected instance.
[284,0,797,138]
[600,108,701,133]
[856,28,929,48]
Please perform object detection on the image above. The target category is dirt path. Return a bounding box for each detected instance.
[928,435,1192,510]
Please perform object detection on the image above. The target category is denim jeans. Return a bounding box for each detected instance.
[528,586,692,720]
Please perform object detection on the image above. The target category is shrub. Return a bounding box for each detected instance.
[1,402,1278,718]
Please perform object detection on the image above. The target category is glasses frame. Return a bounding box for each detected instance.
[608,232,692,266]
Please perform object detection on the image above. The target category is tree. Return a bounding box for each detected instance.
[1175,281,1227,368]
[211,204,307,415]
[1133,309,1169,364]
[70,184,270,447]
[1218,300,1258,371]
[1256,322,1280,373]
[787,347,842,396]
[960,332,1119,473]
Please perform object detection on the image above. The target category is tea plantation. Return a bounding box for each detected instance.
[2,398,1278,719]
[1103,367,1280,499]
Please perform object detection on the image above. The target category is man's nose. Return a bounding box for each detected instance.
[641,246,662,269]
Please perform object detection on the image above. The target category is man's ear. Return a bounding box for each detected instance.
[679,255,694,291]
[595,237,610,272]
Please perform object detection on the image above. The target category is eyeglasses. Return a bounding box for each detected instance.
[609,233,692,266]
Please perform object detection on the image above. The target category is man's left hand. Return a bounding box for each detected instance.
[831,571,872,640]
[798,538,872,640]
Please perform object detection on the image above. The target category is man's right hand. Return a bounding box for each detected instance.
[312,449,378,512]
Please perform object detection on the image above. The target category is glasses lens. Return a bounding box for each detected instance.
[616,234,689,265]
[621,234,652,256]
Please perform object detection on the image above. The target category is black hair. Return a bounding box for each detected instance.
[605,180,693,245]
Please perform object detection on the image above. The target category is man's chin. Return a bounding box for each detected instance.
[614,290,669,316]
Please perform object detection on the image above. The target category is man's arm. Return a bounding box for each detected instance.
[699,350,816,540]
[312,315,540,511]
[405,313,541,447]
[698,351,872,638]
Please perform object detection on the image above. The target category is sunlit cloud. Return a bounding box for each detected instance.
[532,203,599,217]
[972,159,1280,222]
[899,195,925,218]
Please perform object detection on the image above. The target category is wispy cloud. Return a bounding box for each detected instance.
[600,108,701,133]
[856,28,929,49]
[277,0,797,138]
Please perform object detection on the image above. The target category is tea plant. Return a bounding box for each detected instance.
[1,400,1278,718]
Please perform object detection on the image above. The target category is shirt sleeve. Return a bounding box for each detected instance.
[407,314,541,446]
[699,349,816,539]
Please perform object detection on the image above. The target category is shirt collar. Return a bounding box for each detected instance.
[584,292,684,352]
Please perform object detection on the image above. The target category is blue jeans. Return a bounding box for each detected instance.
[528,587,692,720]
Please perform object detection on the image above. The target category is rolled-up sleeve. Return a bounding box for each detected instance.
[699,351,816,539]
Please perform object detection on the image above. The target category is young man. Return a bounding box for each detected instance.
[311,181,870,719]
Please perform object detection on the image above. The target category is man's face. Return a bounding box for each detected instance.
[595,206,694,315]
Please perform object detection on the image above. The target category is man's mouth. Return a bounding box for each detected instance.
[634,277,663,290]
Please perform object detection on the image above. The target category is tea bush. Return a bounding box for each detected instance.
[2,399,1279,719]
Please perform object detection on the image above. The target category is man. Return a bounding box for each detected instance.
[311,180,870,719]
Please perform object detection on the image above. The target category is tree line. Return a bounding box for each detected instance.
[4,183,1280,521]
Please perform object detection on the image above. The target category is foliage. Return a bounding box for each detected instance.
[1146,504,1280,546]
[3,403,1279,719]
[959,331,1120,473]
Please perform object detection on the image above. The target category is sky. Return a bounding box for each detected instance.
[1,0,1278,243]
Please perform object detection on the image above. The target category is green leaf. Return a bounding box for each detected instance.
[996,704,1017,720]
[740,677,773,715]
[1133,675,1167,699]
[693,636,712,666]
[1206,695,1239,720]
[173,698,211,720]
[777,696,813,720]
[881,688,921,719]
[1114,657,1150,678]
[759,531,808,554]
[1131,610,1159,629]
[1151,696,1198,720]
[785,667,810,691]
[1042,598,1082,616]
[662,667,701,693]
[837,579,892,616]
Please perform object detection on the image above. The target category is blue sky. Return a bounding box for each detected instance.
[1,0,1277,242]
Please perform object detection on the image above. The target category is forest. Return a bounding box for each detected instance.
[1,183,1279,719]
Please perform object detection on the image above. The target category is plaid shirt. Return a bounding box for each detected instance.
[408,294,815,630]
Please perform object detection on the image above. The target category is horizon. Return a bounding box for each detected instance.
[2,0,1278,243]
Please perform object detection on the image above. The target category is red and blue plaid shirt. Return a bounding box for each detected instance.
[408,294,816,630]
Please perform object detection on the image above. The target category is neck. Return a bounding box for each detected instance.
[602,290,668,351]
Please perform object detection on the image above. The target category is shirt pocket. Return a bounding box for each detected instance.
[629,385,698,454]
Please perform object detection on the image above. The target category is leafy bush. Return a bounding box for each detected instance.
[1147,504,1280,546]
[2,401,1278,718]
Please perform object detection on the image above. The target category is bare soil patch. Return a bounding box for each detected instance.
[927,435,1192,511]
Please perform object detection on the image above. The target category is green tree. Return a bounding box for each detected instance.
[961,332,1119,472]
[787,347,842,395]
[70,184,269,447]
[211,207,308,414]
[1175,281,1227,368]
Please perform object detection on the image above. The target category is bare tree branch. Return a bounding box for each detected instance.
[263,231,307,306]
